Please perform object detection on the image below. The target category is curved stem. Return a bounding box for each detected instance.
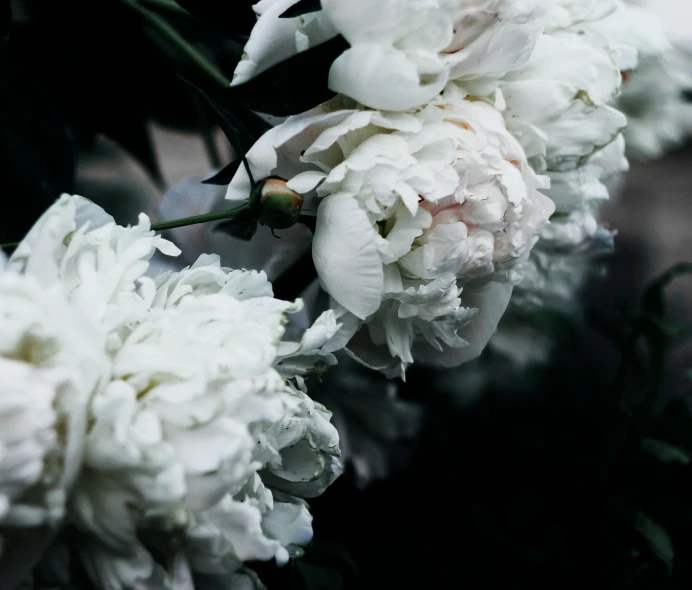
[121,0,230,88]
[151,203,249,231]
[0,204,250,250]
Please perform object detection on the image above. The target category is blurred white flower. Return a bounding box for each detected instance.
[497,28,626,172]
[590,0,692,158]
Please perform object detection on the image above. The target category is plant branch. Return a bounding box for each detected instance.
[151,203,249,231]
[139,0,193,19]
[121,0,230,88]
[1,205,251,251]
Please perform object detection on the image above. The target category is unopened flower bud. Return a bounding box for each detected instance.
[249,177,304,230]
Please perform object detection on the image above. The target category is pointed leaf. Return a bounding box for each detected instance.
[642,263,692,320]
[295,561,344,590]
[198,88,255,153]
[215,207,258,241]
[635,511,674,574]
[225,35,349,116]
[174,0,257,39]
[179,78,256,184]
[280,0,323,18]
[641,438,690,465]
[201,160,242,185]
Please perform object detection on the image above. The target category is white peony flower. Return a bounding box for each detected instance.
[8,194,181,326]
[224,95,553,377]
[486,136,626,367]
[0,194,341,589]
[591,0,692,158]
[496,20,626,173]
[234,0,550,111]
[70,254,341,589]
[0,202,117,587]
[0,273,107,533]
[323,0,549,110]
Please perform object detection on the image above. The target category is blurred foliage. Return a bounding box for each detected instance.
[2,0,345,243]
[304,263,692,589]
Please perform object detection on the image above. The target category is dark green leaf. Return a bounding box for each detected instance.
[180,79,256,173]
[224,35,349,116]
[641,438,691,465]
[224,103,274,141]
[295,561,344,590]
[174,0,257,39]
[201,160,242,185]
[215,207,258,241]
[303,540,357,580]
[280,0,323,18]
[651,398,692,453]
[642,263,692,320]
[199,89,255,153]
[635,511,674,573]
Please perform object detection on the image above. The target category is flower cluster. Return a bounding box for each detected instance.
[216,0,634,377]
[0,195,341,589]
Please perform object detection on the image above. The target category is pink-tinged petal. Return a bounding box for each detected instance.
[313,194,383,320]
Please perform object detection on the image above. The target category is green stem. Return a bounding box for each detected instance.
[139,0,193,19]
[151,203,249,231]
[1,205,250,251]
[121,0,230,88]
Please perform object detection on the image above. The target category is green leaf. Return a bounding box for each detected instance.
[198,89,256,153]
[641,438,691,465]
[224,35,349,116]
[641,263,692,320]
[215,207,258,241]
[201,160,242,185]
[174,0,257,39]
[280,0,323,18]
[179,78,256,184]
[295,562,344,590]
[635,511,675,574]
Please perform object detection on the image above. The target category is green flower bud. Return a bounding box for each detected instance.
[249,176,304,230]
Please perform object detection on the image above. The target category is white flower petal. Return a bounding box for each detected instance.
[312,194,384,320]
